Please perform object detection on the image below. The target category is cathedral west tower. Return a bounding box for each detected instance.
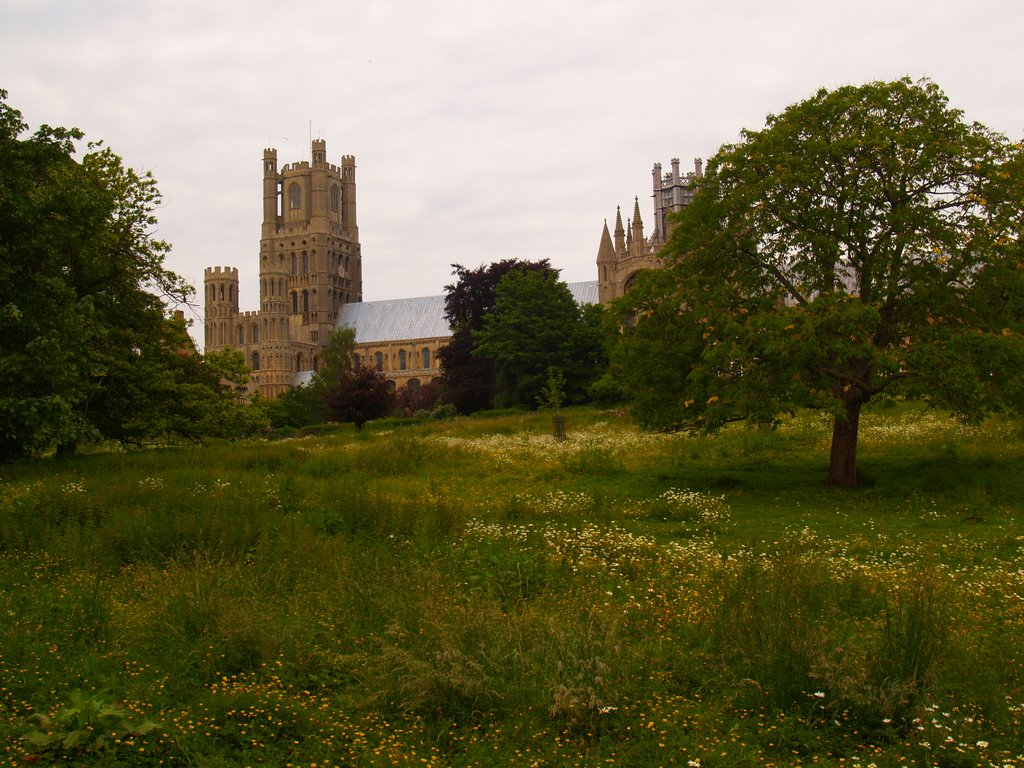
[205,139,362,398]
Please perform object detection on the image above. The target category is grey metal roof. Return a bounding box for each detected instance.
[336,294,450,343]
[567,280,599,306]
[335,280,599,345]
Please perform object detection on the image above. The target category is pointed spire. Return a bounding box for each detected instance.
[629,197,645,256]
[614,206,625,256]
[597,220,615,264]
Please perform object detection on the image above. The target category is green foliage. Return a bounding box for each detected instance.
[438,259,561,413]
[314,327,356,388]
[537,366,567,411]
[425,402,459,420]
[23,689,158,754]
[604,267,705,429]
[618,78,1024,485]
[875,568,948,705]
[0,90,256,459]
[473,269,606,409]
[264,378,328,428]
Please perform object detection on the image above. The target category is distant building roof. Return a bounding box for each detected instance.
[334,280,599,345]
[336,294,450,343]
[567,280,599,306]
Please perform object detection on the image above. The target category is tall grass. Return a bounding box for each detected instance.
[1,404,1023,766]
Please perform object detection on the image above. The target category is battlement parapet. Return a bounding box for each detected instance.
[205,266,239,279]
[280,160,343,175]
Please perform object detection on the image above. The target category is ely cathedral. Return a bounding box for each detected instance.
[204,140,701,399]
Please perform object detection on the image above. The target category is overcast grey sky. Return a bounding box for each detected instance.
[2,0,1022,346]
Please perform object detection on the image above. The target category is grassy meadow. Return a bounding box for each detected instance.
[2,404,1024,767]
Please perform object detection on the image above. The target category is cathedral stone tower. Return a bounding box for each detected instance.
[205,140,362,398]
[597,157,702,305]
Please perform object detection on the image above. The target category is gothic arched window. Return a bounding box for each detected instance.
[252,351,261,371]
[288,182,302,210]
[422,348,431,369]
[375,352,384,371]
[330,185,340,213]
[399,349,407,370]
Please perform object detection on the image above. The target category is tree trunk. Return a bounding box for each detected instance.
[827,399,861,487]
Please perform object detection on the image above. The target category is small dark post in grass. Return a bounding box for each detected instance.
[552,413,566,442]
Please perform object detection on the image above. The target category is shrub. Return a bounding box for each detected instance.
[23,689,159,755]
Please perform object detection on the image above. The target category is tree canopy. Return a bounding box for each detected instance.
[324,366,394,429]
[437,259,558,413]
[0,90,260,458]
[612,78,1024,486]
[473,269,605,408]
[315,327,356,389]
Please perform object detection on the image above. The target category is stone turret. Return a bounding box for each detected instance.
[652,156,702,244]
[204,266,239,350]
[262,148,278,239]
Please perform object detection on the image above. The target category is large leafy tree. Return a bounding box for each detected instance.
[438,259,557,413]
[620,78,1024,486]
[604,268,706,428]
[473,269,605,408]
[0,90,253,458]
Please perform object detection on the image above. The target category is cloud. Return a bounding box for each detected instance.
[2,0,1022,340]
